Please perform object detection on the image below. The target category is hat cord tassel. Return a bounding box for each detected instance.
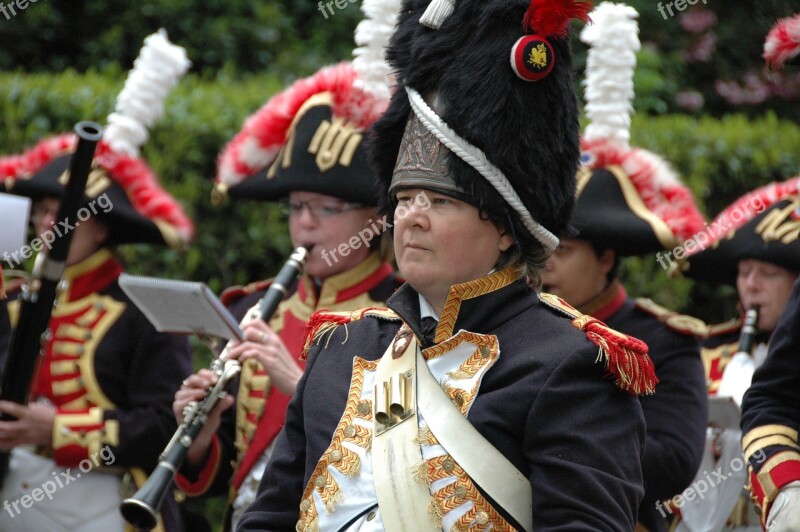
[419,0,455,30]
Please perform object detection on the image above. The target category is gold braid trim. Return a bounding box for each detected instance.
[436,268,516,342]
[296,357,377,524]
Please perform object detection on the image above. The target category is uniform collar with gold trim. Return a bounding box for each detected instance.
[59,249,123,303]
[297,252,393,310]
[388,267,526,346]
[577,280,627,322]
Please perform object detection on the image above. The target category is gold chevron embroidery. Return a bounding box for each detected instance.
[436,267,517,342]
[446,337,498,380]
[297,357,377,522]
[756,198,800,244]
[429,476,513,531]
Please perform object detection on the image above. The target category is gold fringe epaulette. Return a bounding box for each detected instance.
[539,292,658,396]
[220,277,274,307]
[634,297,709,338]
[300,307,399,360]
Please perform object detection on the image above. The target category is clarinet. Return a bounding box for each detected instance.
[120,246,310,530]
[0,121,103,486]
[734,307,759,358]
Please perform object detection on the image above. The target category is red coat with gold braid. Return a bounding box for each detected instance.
[2,249,192,531]
[174,253,400,514]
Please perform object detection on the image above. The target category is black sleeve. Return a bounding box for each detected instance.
[235,341,323,531]
[526,344,646,530]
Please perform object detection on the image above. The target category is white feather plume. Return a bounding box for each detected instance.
[581,2,640,148]
[104,29,191,157]
[352,0,399,101]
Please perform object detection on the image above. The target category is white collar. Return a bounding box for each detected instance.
[418,294,439,322]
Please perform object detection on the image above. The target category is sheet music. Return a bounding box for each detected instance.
[119,273,244,341]
[0,193,31,263]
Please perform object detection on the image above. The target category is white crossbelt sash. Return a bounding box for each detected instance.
[371,330,439,531]
[416,348,533,531]
[371,329,533,531]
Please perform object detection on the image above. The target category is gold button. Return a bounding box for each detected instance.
[442,457,455,473]
[314,475,327,488]
[454,485,467,499]
[357,401,370,416]
[367,511,377,521]
[479,345,490,358]
[295,520,305,532]
[300,499,311,512]
[476,511,489,525]
[344,425,357,438]
[330,449,343,462]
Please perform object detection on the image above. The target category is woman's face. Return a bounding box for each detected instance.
[392,188,513,309]
[287,191,378,279]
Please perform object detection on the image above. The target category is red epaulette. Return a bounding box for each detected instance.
[220,278,274,307]
[634,297,709,338]
[705,317,742,338]
[301,307,400,360]
[539,292,658,396]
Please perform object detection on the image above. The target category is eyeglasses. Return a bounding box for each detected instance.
[279,199,364,218]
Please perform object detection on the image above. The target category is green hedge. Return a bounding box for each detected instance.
[2,69,800,326]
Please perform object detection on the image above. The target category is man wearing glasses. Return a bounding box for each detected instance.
[172,62,401,530]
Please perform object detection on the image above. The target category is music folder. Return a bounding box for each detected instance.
[118,273,244,341]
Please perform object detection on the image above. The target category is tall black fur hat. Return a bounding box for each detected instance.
[371,0,592,254]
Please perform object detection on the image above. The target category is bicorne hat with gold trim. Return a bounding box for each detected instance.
[764,13,800,71]
[572,2,706,256]
[371,0,594,255]
[679,177,800,286]
[213,1,397,206]
[0,30,194,250]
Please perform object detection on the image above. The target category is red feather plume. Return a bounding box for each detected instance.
[523,0,593,38]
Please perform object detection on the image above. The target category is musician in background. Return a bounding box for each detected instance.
[171,59,401,529]
[675,177,800,530]
[541,5,708,531]
[0,32,194,532]
[738,15,800,532]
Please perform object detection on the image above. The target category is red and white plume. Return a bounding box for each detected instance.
[581,138,707,242]
[581,1,639,147]
[764,13,800,71]
[7,133,194,245]
[710,176,800,236]
[216,0,396,189]
[581,2,705,242]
